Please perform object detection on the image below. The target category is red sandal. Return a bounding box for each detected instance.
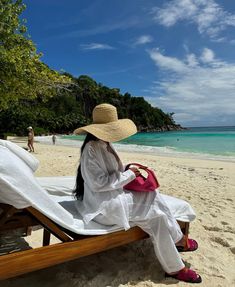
[166,267,202,283]
[177,235,198,252]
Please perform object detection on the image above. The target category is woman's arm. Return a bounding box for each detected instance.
[81,144,136,192]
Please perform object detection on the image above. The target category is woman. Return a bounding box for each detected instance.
[74,103,201,283]
[27,126,34,152]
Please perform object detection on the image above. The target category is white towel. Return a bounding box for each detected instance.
[0,140,39,172]
[0,140,196,235]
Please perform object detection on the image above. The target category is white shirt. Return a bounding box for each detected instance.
[76,140,136,230]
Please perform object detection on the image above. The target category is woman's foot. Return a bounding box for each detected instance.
[166,267,202,283]
[176,235,198,252]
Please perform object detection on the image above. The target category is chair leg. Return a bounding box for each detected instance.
[43,229,51,246]
[27,207,71,242]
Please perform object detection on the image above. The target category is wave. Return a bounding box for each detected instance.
[35,136,235,163]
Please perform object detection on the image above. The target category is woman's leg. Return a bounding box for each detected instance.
[31,141,34,152]
[133,213,185,274]
[94,211,184,273]
[127,191,184,244]
[27,140,31,152]
[124,191,184,273]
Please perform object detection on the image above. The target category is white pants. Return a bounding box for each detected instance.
[95,192,185,273]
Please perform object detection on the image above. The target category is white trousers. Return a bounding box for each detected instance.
[95,191,185,274]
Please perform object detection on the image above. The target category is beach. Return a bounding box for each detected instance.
[2,138,235,287]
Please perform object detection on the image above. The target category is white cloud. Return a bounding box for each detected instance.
[134,35,153,45]
[200,48,226,67]
[146,48,235,126]
[186,53,198,67]
[152,0,197,27]
[200,48,214,63]
[149,49,189,73]
[80,43,115,50]
[151,0,235,40]
[63,17,143,38]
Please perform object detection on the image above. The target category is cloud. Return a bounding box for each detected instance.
[80,43,115,50]
[151,0,235,40]
[134,35,153,45]
[148,49,189,72]
[200,48,226,67]
[89,65,140,76]
[200,48,215,63]
[186,53,198,67]
[146,48,235,126]
[63,17,143,38]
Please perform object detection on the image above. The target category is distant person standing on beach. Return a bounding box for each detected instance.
[27,126,34,152]
[52,134,56,145]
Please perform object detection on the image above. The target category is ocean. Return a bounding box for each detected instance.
[35,126,235,162]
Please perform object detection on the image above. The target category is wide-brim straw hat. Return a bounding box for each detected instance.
[74,103,137,142]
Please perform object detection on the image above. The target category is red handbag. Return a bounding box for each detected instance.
[124,163,160,192]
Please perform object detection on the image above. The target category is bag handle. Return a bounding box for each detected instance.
[125,162,148,171]
[125,162,158,180]
[125,163,160,190]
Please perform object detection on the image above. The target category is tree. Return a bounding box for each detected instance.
[76,75,99,118]
[0,0,71,111]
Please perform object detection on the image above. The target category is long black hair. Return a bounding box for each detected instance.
[74,133,99,200]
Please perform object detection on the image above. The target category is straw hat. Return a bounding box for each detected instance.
[74,103,137,142]
[27,126,33,130]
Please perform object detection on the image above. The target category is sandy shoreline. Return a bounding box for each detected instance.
[1,138,235,287]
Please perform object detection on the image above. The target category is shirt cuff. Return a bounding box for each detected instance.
[123,169,136,180]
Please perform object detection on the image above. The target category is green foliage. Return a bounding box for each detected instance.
[0,93,86,135]
[52,74,180,133]
[0,72,180,135]
[0,0,71,111]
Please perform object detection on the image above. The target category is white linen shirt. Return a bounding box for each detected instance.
[76,140,136,230]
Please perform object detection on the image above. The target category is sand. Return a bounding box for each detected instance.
[1,138,235,287]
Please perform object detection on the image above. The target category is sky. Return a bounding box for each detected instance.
[23,0,235,127]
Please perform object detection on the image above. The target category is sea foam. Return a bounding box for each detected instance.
[35,136,235,163]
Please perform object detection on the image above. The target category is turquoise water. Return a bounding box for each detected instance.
[121,126,235,157]
[61,126,235,158]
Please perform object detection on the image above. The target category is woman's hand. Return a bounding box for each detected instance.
[129,167,141,177]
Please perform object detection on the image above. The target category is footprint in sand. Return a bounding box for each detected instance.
[203,225,222,232]
[225,226,235,234]
[230,247,235,254]
[211,236,230,247]
[225,198,233,202]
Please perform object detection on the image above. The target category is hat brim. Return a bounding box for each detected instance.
[74,119,137,142]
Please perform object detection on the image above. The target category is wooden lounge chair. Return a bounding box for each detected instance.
[0,202,189,280]
[0,141,193,280]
